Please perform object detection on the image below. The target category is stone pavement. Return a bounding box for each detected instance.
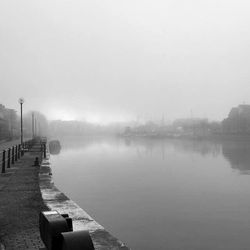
[0,145,48,250]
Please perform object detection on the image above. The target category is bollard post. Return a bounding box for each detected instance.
[21,143,24,156]
[43,144,46,158]
[18,144,21,159]
[12,146,14,164]
[60,230,95,250]
[34,157,40,166]
[15,145,18,161]
[39,211,73,250]
[7,148,11,168]
[2,150,6,173]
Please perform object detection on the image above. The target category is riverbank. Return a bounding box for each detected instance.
[0,139,130,249]
[39,149,130,249]
[0,142,47,249]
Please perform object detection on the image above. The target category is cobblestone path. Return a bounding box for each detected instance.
[0,149,48,250]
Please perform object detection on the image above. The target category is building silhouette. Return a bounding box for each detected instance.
[0,104,18,140]
[222,105,250,134]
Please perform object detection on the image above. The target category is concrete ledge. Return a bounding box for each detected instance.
[39,154,130,250]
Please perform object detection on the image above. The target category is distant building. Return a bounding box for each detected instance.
[222,105,250,133]
[0,104,18,140]
[173,118,210,135]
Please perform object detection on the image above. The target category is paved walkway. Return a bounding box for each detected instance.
[0,144,47,249]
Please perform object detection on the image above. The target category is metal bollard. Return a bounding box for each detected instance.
[34,157,40,166]
[43,144,47,158]
[12,146,14,164]
[7,148,11,168]
[18,144,21,159]
[2,150,6,173]
[15,145,18,161]
[39,211,73,250]
[60,230,94,250]
[21,143,24,156]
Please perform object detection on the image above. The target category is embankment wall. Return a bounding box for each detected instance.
[39,152,130,250]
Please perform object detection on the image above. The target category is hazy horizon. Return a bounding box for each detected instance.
[1,0,250,123]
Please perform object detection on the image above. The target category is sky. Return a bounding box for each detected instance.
[1,0,250,123]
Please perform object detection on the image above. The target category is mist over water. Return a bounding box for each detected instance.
[1,0,250,122]
[2,1,250,249]
[50,136,250,250]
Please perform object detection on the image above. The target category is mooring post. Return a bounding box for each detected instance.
[2,150,6,173]
[18,144,21,159]
[34,157,40,166]
[21,143,24,156]
[43,144,46,158]
[15,145,18,161]
[7,148,11,168]
[12,146,14,164]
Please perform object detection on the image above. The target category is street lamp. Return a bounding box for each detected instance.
[32,112,35,139]
[18,98,24,146]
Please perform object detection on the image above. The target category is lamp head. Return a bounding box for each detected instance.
[18,98,24,104]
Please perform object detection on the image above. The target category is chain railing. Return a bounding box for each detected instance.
[1,139,35,174]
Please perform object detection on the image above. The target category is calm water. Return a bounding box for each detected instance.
[50,136,250,250]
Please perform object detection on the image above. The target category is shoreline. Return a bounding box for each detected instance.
[39,150,130,250]
[0,141,47,250]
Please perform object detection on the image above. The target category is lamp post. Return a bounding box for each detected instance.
[32,112,35,139]
[18,98,24,146]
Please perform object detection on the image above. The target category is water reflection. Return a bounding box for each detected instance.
[128,138,250,174]
[50,136,250,250]
[49,140,61,155]
[56,136,250,174]
[128,138,221,157]
[57,136,222,156]
[222,141,250,174]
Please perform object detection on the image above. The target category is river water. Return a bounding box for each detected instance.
[50,136,250,250]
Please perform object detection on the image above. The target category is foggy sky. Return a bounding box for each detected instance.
[1,0,250,123]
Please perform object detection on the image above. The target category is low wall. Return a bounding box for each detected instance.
[39,152,130,250]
